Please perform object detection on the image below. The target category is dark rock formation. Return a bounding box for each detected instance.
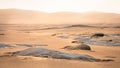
[62,44,91,50]
[71,41,79,43]
[75,36,120,46]
[76,44,91,50]
[0,43,13,48]
[6,48,113,62]
[91,33,105,38]
[16,44,48,47]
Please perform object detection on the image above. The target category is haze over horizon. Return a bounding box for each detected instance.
[0,0,120,24]
[0,0,120,13]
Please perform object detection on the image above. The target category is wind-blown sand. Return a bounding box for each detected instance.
[0,24,120,68]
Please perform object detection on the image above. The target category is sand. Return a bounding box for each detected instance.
[0,24,120,68]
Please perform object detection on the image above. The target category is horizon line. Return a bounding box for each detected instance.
[0,8,120,14]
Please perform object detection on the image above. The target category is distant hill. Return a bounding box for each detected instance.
[0,9,120,24]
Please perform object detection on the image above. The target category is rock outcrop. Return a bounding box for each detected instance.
[0,43,14,48]
[62,44,91,50]
[6,48,113,62]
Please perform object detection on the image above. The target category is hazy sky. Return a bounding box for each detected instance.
[0,0,120,13]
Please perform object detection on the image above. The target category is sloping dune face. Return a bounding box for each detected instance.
[0,9,120,24]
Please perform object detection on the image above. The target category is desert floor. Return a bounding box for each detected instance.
[0,24,120,68]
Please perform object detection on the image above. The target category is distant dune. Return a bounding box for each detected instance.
[0,9,120,24]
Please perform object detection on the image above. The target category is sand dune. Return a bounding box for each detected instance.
[0,9,120,24]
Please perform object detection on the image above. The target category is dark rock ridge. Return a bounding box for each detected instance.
[65,24,94,28]
[0,43,14,48]
[75,37,120,46]
[16,44,47,47]
[6,48,113,62]
[0,43,48,48]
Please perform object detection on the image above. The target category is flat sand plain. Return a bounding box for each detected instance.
[0,24,120,68]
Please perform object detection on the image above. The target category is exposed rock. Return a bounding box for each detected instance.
[65,24,93,28]
[76,44,91,50]
[107,40,113,42]
[91,33,105,38]
[6,48,113,62]
[71,41,79,43]
[62,46,76,50]
[75,37,120,46]
[0,43,14,48]
[62,44,91,50]
[58,35,69,39]
[16,44,48,47]
[51,34,57,36]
